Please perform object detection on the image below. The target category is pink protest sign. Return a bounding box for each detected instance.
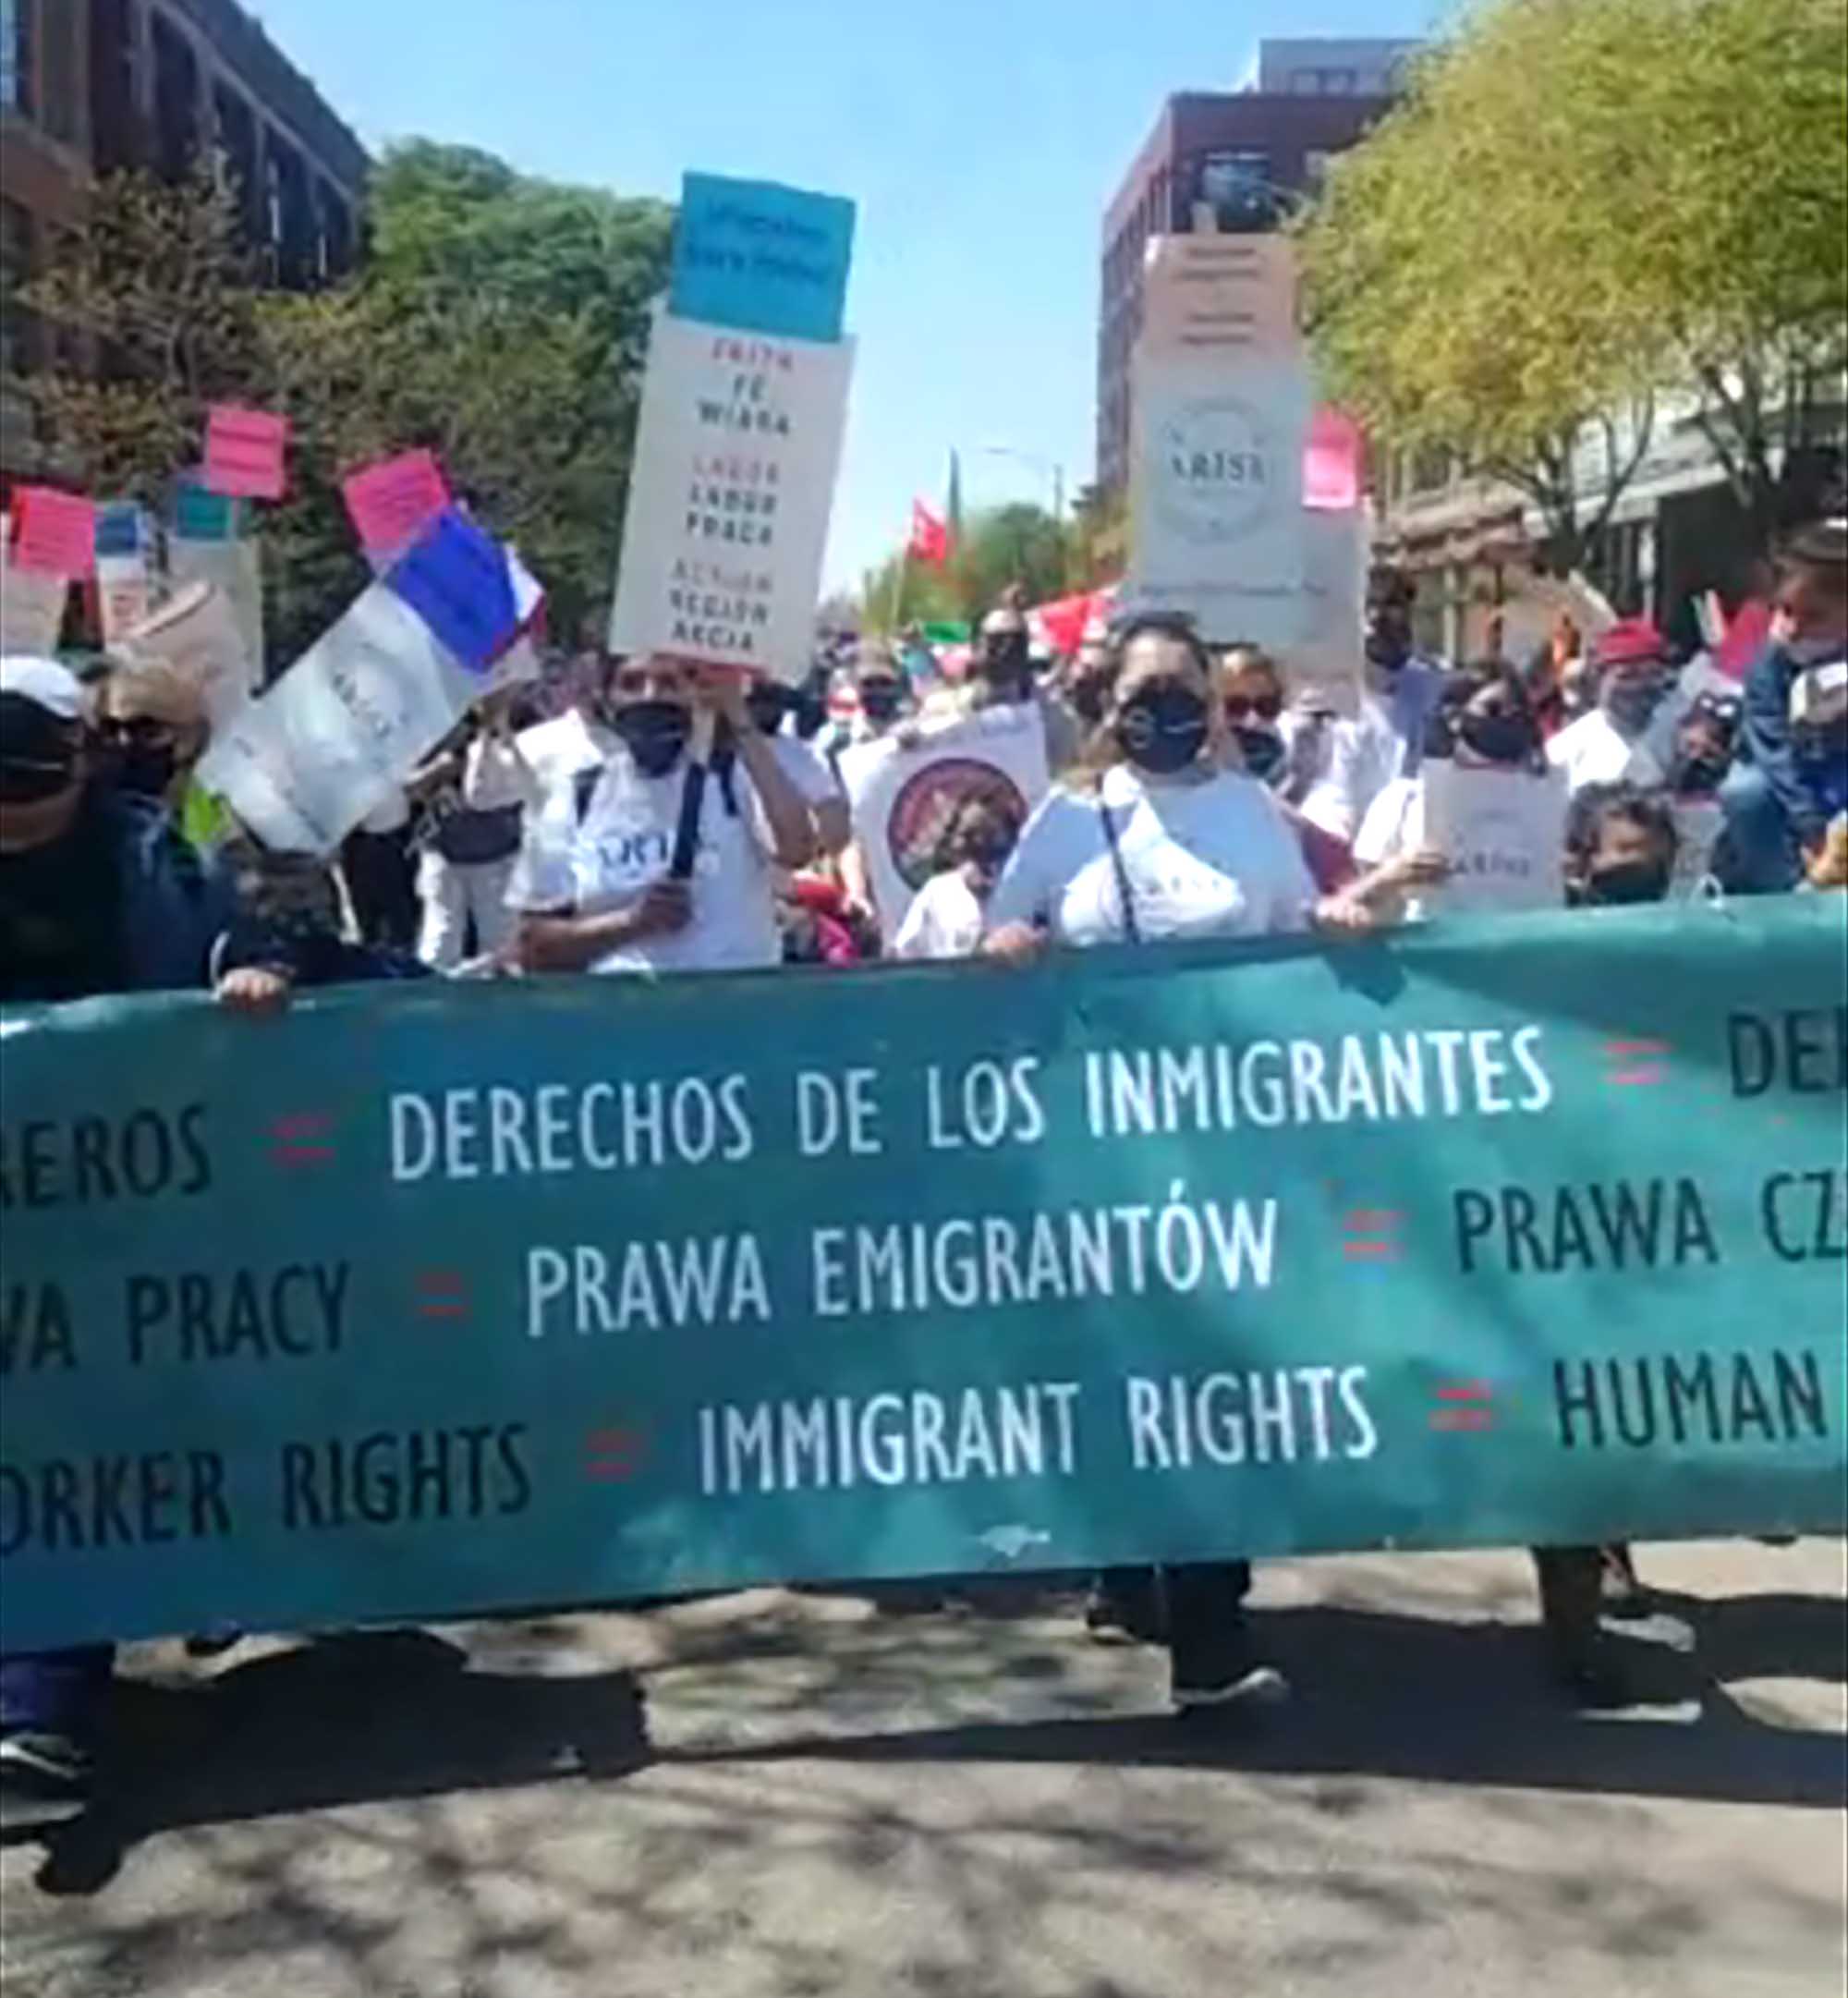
[1304,407,1363,512]
[342,450,451,560]
[9,486,97,577]
[203,405,290,501]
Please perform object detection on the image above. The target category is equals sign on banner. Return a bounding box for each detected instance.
[414,1271,470,1322]
[584,1426,648,1484]
[269,1112,335,1169]
[1429,1381,1496,1432]
[1602,1038,1672,1088]
[1341,1209,1404,1263]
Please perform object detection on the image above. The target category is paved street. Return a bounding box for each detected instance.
[3,1538,1843,1998]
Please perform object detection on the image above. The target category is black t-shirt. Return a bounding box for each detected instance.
[0,798,128,1003]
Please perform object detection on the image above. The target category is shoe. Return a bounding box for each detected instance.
[1548,1634,1637,1710]
[0,1731,91,1829]
[1084,1572,1166,1646]
[1169,1629,1291,1712]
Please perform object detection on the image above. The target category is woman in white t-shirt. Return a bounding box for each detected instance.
[984,614,1374,1714]
[1352,660,1553,919]
[892,796,1018,960]
[510,654,816,977]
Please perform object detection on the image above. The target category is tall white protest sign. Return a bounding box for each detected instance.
[609,314,853,683]
[837,703,1049,933]
[1126,233,1361,713]
[1424,760,1568,914]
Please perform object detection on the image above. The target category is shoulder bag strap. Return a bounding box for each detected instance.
[1098,798,1141,945]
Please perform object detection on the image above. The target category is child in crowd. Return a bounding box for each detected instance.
[892,796,1019,960]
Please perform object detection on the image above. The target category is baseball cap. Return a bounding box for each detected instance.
[1594,618,1668,668]
[0,654,85,803]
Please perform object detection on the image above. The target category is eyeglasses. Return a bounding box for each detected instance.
[1223,694,1282,722]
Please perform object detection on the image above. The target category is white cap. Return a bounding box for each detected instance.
[0,655,83,719]
[1791,659,1848,729]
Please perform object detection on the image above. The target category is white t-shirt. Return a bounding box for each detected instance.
[988,765,1316,948]
[463,735,536,812]
[1545,696,1685,797]
[517,708,616,805]
[770,734,842,810]
[506,750,780,975]
[1353,775,1425,870]
[892,869,985,960]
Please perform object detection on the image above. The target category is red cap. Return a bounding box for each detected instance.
[1595,617,1667,667]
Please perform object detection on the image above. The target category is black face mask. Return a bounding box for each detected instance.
[1116,684,1210,775]
[1069,670,1114,728]
[858,683,904,724]
[613,700,691,778]
[1457,712,1536,765]
[108,742,180,801]
[1233,724,1284,780]
[1584,859,1670,906]
[747,687,791,735]
[1671,753,1729,796]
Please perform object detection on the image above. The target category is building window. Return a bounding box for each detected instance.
[1304,149,1334,189]
[1197,151,1280,232]
[1,0,30,116]
[40,0,74,142]
[1291,67,1359,94]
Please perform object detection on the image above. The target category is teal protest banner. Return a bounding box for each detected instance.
[2,901,1843,1651]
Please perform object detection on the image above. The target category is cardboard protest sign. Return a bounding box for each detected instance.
[1138,235,1298,359]
[343,450,450,565]
[119,579,254,722]
[9,485,96,577]
[174,479,244,542]
[0,518,69,652]
[837,702,1050,932]
[197,582,479,854]
[609,312,854,682]
[203,404,289,501]
[1494,571,1617,664]
[670,173,856,343]
[168,535,265,704]
[1284,506,1366,718]
[1126,348,1310,641]
[1423,760,1568,914]
[4,896,1842,1653]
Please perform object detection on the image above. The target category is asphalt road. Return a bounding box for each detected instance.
[3,1539,1843,1998]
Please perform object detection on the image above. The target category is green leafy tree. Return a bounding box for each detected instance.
[860,501,1074,632]
[22,161,263,499]
[1297,0,1848,562]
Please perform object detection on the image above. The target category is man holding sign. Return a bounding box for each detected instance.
[510,654,814,976]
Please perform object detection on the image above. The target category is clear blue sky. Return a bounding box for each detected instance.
[252,0,1430,597]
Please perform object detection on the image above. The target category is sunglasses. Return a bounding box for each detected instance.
[1223,694,1282,723]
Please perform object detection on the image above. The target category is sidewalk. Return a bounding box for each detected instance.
[3,1540,1842,1998]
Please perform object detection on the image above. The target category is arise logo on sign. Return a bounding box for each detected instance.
[1153,396,1283,544]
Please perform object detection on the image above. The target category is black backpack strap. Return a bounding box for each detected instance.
[572,766,602,827]
[1098,799,1140,944]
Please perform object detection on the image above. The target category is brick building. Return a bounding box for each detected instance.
[2,0,365,482]
[1095,42,1414,503]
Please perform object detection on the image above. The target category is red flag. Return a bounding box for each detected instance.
[907,498,949,566]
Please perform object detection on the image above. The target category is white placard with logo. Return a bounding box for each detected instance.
[198,584,484,856]
[609,311,854,685]
[837,703,1050,933]
[1127,351,1311,642]
[1423,760,1568,914]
